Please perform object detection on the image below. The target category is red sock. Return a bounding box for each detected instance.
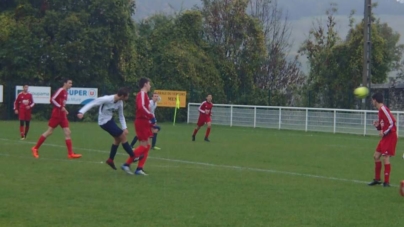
[133,146,146,157]
[127,146,146,165]
[375,161,382,180]
[193,129,198,136]
[137,145,150,169]
[34,135,46,149]
[384,164,391,183]
[19,126,24,137]
[65,139,73,155]
[205,128,211,138]
[24,126,29,137]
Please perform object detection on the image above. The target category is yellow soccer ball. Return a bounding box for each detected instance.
[354,86,369,99]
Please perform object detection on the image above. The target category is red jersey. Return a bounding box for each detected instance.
[14,92,34,110]
[136,90,154,120]
[50,88,68,118]
[198,101,213,117]
[378,105,396,135]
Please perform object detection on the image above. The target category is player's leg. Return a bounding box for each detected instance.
[204,120,211,142]
[135,139,151,176]
[151,126,161,150]
[130,135,138,148]
[24,110,31,139]
[192,121,203,141]
[61,118,81,159]
[31,126,55,158]
[382,135,397,187]
[368,151,382,186]
[382,155,391,187]
[19,120,25,139]
[105,137,120,170]
[24,121,30,139]
[400,180,404,197]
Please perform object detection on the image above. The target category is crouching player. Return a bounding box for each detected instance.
[77,88,139,173]
[131,92,161,150]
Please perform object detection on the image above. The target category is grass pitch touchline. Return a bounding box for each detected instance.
[0,138,398,187]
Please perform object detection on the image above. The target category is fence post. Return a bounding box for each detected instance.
[230,105,233,127]
[333,110,336,133]
[363,111,367,136]
[187,102,190,124]
[278,107,282,130]
[253,106,257,128]
[397,112,400,137]
[305,109,308,132]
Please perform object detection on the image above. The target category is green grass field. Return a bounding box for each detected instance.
[1,121,404,227]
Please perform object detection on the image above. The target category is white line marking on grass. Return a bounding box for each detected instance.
[0,153,179,169]
[0,138,398,187]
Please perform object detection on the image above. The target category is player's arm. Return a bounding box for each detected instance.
[51,88,63,109]
[198,101,206,114]
[374,120,381,130]
[13,94,20,112]
[117,102,127,130]
[78,96,111,116]
[137,92,154,119]
[29,94,35,109]
[381,108,394,135]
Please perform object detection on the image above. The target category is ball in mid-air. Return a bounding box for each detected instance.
[354,86,369,99]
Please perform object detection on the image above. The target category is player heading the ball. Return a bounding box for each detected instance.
[368,93,397,187]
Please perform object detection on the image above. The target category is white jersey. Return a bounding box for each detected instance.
[78,95,127,129]
[149,100,157,115]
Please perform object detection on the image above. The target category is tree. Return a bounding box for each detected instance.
[0,0,137,87]
[248,0,304,106]
[198,0,267,104]
[299,3,404,108]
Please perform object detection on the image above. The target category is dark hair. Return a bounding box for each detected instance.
[23,84,29,87]
[62,78,72,84]
[372,93,383,103]
[117,87,129,97]
[138,77,150,89]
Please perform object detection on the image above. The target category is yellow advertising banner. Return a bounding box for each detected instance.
[154,90,187,108]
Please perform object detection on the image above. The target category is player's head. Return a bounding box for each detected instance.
[138,77,151,92]
[117,87,130,101]
[372,93,383,106]
[206,94,212,102]
[152,92,159,102]
[62,78,73,90]
[23,84,29,92]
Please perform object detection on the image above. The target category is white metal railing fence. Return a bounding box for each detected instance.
[187,103,404,137]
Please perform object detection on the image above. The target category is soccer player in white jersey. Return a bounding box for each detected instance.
[130,92,161,150]
[77,88,139,173]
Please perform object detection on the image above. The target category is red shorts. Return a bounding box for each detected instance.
[197,115,211,127]
[48,117,69,128]
[18,109,32,121]
[376,133,397,156]
[135,119,153,141]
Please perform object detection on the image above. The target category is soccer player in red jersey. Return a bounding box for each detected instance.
[122,77,154,175]
[192,94,213,142]
[14,84,35,140]
[368,93,397,187]
[31,79,82,159]
[400,180,404,196]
